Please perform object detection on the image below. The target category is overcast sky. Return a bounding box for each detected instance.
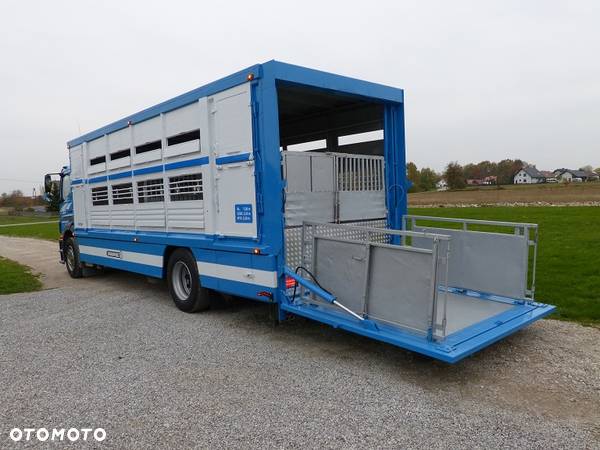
[1,0,598,195]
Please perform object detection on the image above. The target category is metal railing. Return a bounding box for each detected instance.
[333,153,385,192]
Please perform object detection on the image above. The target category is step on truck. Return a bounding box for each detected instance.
[44,61,555,363]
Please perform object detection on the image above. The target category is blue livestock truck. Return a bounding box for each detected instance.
[44,61,554,363]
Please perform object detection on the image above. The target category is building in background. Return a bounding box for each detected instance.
[540,171,558,183]
[513,166,545,184]
[553,169,600,183]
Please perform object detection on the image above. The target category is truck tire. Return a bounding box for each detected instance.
[64,237,83,278]
[167,248,210,313]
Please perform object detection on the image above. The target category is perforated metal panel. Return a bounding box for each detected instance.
[284,218,387,269]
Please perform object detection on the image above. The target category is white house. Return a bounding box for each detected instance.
[436,179,448,191]
[554,169,599,183]
[513,167,545,184]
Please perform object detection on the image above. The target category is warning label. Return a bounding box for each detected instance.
[234,204,253,223]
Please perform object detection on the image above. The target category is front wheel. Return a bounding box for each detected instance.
[167,249,210,313]
[64,237,83,278]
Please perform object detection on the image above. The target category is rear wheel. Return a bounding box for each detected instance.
[167,249,210,312]
[64,237,83,278]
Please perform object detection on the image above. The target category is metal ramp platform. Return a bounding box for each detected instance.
[283,218,555,363]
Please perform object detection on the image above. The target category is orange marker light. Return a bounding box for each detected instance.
[253,248,260,255]
[247,73,254,81]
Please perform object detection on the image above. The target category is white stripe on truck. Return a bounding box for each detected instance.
[197,261,278,288]
[79,245,163,267]
[79,244,277,287]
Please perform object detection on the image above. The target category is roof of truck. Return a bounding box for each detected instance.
[67,61,404,148]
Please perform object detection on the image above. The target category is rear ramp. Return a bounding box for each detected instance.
[283,219,555,363]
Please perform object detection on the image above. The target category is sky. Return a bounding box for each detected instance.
[0,0,599,195]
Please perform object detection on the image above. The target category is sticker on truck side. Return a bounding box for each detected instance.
[235,204,253,223]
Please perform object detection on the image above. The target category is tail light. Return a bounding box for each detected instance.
[285,276,297,289]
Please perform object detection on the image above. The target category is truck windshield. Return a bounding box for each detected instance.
[60,174,71,202]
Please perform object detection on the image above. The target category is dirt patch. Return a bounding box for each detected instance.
[409,183,600,206]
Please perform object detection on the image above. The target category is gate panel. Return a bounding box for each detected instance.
[313,238,367,314]
[338,191,386,221]
[367,246,434,334]
[310,231,439,336]
[412,226,528,299]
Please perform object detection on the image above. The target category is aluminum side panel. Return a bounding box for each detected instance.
[412,226,528,299]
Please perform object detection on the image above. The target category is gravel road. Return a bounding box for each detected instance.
[0,236,599,448]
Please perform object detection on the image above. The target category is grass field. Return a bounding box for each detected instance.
[0,256,42,294]
[0,216,59,240]
[409,182,600,206]
[409,206,600,325]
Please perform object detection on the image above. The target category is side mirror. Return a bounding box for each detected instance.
[44,174,52,194]
[43,173,61,199]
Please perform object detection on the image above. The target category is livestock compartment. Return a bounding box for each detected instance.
[51,61,554,364]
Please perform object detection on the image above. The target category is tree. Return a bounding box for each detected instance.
[595,167,600,176]
[3,190,26,208]
[406,161,420,192]
[418,167,439,191]
[463,163,478,180]
[444,162,466,190]
[579,165,594,173]
[496,159,525,185]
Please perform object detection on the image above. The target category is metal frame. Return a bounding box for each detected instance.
[403,214,539,299]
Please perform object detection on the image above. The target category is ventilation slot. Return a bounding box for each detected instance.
[167,129,200,146]
[110,148,131,160]
[90,156,106,166]
[91,186,109,206]
[169,174,203,201]
[136,140,162,155]
[138,179,165,203]
[111,183,134,205]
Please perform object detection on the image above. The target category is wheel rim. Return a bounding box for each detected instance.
[172,261,193,300]
[66,246,75,272]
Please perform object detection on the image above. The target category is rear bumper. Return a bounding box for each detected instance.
[281,299,555,364]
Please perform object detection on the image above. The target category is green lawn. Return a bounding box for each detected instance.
[0,215,57,224]
[0,216,59,240]
[409,206,600,325]
[0,257,42,294]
